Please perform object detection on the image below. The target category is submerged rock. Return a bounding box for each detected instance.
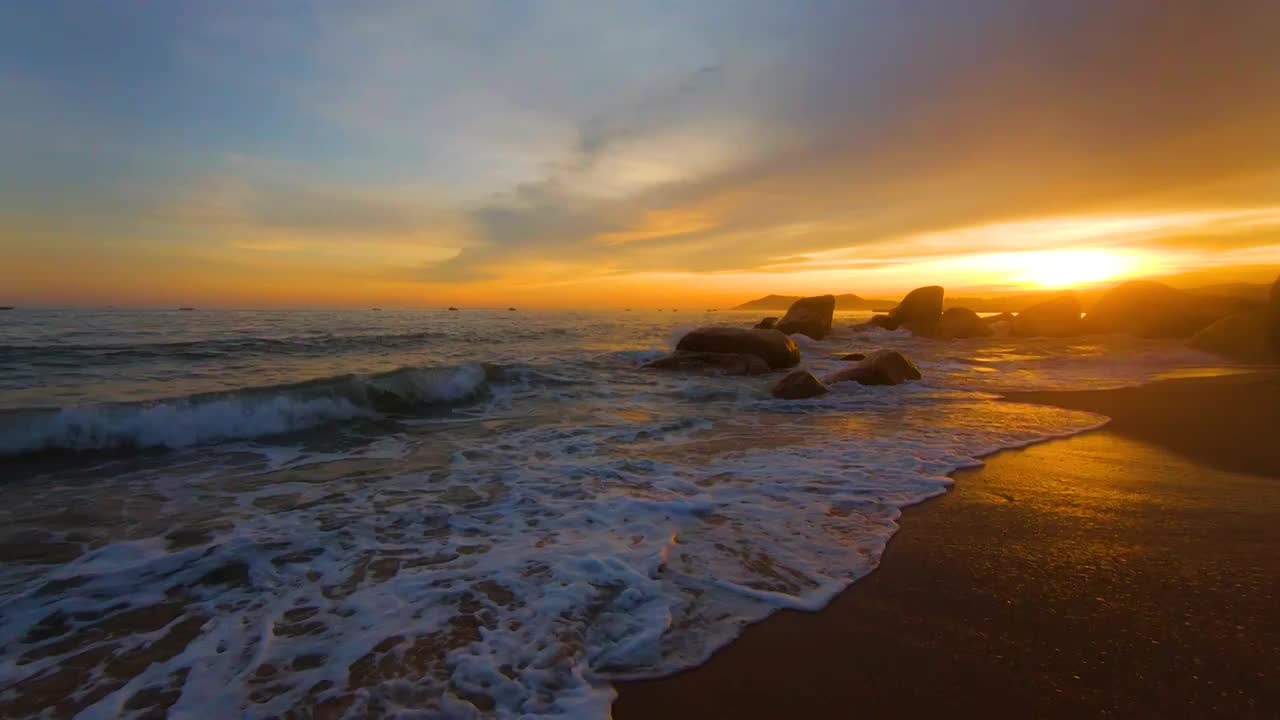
[1082,281,1241,338]
[1011,295,1082,337]
[854,314,898,332]
[676,327,801,369]
[776,295,836,339]
[888,286,944,336]
[770,369,828,399]
[642,351,771,375]
[753,316,778,330]
[934,307,992,339]
[826,349,923,386]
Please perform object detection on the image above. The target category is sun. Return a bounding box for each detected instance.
[1004,249,1140,289]
[921,246,1153,293]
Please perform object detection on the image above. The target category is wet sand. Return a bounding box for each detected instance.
[614,371,1280,719]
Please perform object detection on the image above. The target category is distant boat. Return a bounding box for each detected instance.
[0,306,13,311]
[448,307,459,311]
[371,308,382,311]
[508,307,517,311]
[177,307,195,311]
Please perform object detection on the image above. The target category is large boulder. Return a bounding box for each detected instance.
[776,295,836,339]
[753,317,778,330]
[934,307,992,339]
[770,369,828,399]
[643,351,771,375]
[887,286,944,336]
[1082,281,1241,338]
[676,327,801,369]
[825,349,923,386]
[1011,294,1082,337]
[1190,309,1274,361]
[1191,276,1280,361]
[1270,275,1280,351]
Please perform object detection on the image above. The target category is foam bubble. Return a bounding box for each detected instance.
[0,316,1242,718]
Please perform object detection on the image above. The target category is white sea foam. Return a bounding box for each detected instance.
[0,313,1243,719]
[0,364,495,455]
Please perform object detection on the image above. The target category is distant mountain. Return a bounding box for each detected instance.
[733,293,891,311]
[734,279,1275,315]
[943,293,1079,313]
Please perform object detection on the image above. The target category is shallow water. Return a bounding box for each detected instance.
[0,308,1239,718]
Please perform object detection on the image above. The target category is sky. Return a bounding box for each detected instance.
[1,1,1278,308]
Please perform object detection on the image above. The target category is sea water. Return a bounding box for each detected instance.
[0,308,1238,718]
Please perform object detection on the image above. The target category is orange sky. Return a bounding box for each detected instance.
[2,2,1278,308]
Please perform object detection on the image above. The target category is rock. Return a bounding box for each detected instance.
[1195,276,1280,360]
[853,314,898,332]
[825,349,923,386]
[1082,281,1241,338]
[887,286,944,336]
[839,352,866,361]
[776,295,836,339]
[754,317,778,330]
[642,351,771,375]
[934,307,992,339]
[676,327,801,369]
[1190,309,1275,361]
[770,369,828,399]
[1270,275,1280,351]
[1011,295,1082,337]
[981,312,1015,337]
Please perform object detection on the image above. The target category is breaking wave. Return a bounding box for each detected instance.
[0,363,505,455]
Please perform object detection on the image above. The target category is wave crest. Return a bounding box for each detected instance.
[0,363,502,455]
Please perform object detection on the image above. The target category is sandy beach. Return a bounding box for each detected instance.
[615,371,1280,719]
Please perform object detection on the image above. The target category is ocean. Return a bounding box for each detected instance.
[0,308,1238,718]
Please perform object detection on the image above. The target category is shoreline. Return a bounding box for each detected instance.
[1001,369,1280,478]
[614,370,1280,719]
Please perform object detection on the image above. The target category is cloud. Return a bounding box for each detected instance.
[3,1,1278,302]
[402,0,1280,285]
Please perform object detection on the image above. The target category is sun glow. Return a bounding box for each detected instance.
[1006,249,1141,288]
[910,247,1154,291]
